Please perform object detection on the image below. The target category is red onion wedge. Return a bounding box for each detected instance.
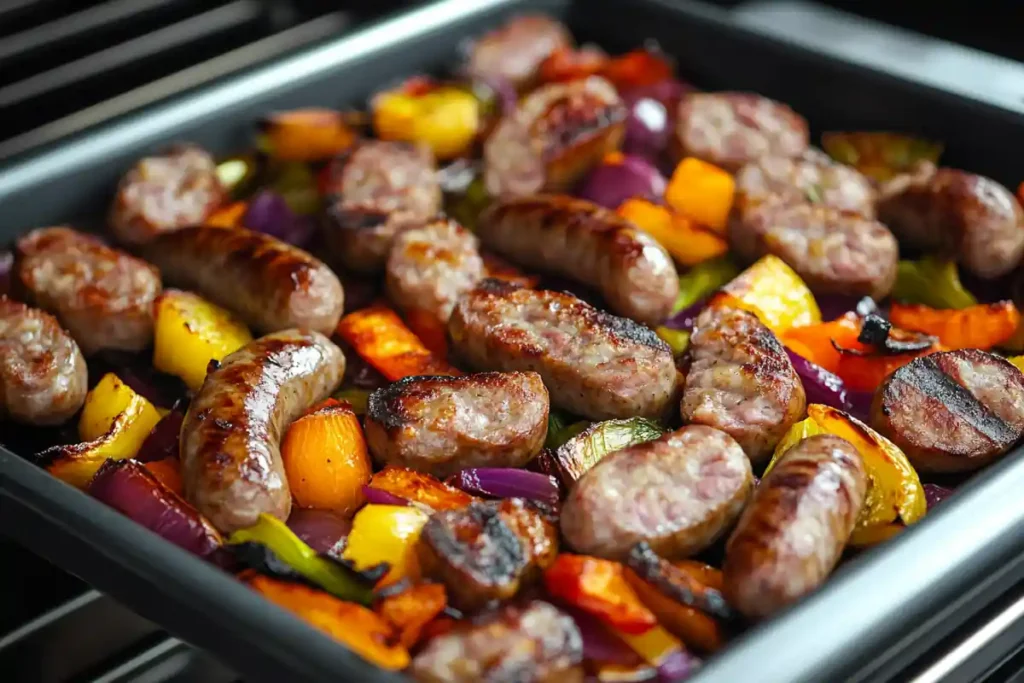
[286,508,351,558]
[242,191,315,248]
[89,459,221,558]
[562,605,642,667]
[135,409,184,463]
[784,347,872,423]
[577,155,667,210]
[449,468,560,506]
[662,299,705,332]
[656,648,701,681]
[924,483,954,510]
[361,484,409,507]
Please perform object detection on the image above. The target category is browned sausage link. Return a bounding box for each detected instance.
[447,279,680,420]
[15,226,162,354]
[560,425,753,560]
[417,498,558,612]
[723,434,866,620]
[466,14,573,90]
[411,600,584,683]
[876,163,1024,279]
[478,195,679,325]
[682,305,806,463]
[871,349,1024,473]
[673,92,809,172]
[322,140,441,274]
[364,372,549,478]
[180,330,345,533]
[142,226,344,335]
[109,144,225,246]
[484,76,626,198]
[0,297,88,426]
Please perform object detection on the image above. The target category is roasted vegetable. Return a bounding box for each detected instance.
[336,305,460,381]
[281,399,372,514]
[373,81,480,160]
[402,308,449,360]
[715,255,821,334]
[545,411,589,450]
[229,513,374,605]
[821,132,943,183]
[331,387,370,415]
[245,574,409,670]
[613,622,694,679]
[656,327,690,355]
[142,457,183,496]
[343,504,430,586]
[366,466,477,511]
[618,198,728,266]
[548,418,664,487]
[891,256,978,310]
[375,582,448,649]
[665,157,735,233]
[286,508,350,557]
[544,554,658,635]
[673,257,740,315]
[258,109,356,162]
[577,155,667,210]
[152,290,252,392]
[601,49,675,90]
[767,405,926,546]
[449,468,561,506]
[889,301,1020,351]
[205,201,248,228]
[1011,355,1024,373]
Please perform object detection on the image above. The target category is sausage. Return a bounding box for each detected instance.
[484,76,627,198]
[682,305,806,463]
[478,195,680,326]
[322,140,441,273]
[365,372,549,478]
[410,600,583,683]
[385,217,485,324]
[870,349,1024,473]
[141,226,344,335]
[466,14,573,91]
[447,279,680,420]
[673,92,809,172]
[15,226,162,354]
[560,425,753,560]
[418,498,558,611]
[875,163,1024,279]
[0,297,88,426]
[180,329,345,532]
[733,149,876,218]
[109,144,225,245]
[723,434,866,620]
[727,200,899,300]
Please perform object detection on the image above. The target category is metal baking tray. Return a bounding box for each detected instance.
[3,0,1024,681]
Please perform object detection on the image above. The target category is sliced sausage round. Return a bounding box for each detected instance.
[484,76,626,198]
[728,201,899,299]
[180,329,345,532]
[364,372,549,478]
[109,144,225,245]
[448,279,680,421]
[478,194,679,326]
[673,92,809,172]
[141,226,344,335]
[466,14,573,91]
[876,163,1024,279]
[322,140,441,273]
[870,349,1024,473]
[411,600,583,683]
[682,305,806,464]
[723,434,866,620]
[0,297,88,426]
[385,217,484,324]
[15,226,162,354]
[561,425,753,560]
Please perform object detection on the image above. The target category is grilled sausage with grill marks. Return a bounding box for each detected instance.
[447,279,680,420]
[180,329,345,532]
[365,372,549,478]
[561,425,753,560]
[15,226,162,354]
[141,226,344,335]
[418,498,558,611]
[0,297,88,425]
[871,349,1024,473]
[723,434,866,620]
[478,195,679,325]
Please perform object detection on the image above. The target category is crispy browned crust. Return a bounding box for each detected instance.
[723,434,866,620]
[142,226,343,335]
[871,349,1024,473]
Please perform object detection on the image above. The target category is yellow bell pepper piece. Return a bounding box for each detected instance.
[656,327,690,355]
[716,254,821,334]
[615,623,685,667]
[765,405,926,547]
[617,199,728,267]
[79,373,162,447]
[343,504,429,586]
[1009,356,1024,374]
[373,88,480,160]
[153,290,252,392]
[665,157,735,233]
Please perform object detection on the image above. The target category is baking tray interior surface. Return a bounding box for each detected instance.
[3,0,1024,681]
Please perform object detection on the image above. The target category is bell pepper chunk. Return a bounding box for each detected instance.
[821,132,943,183]
[617,199,728,267]
[716,254,821,334]
[373,86,480,160]
[673,257,740,314]
[342,504,429,586]
[336,304,460,381]
[891,256,977,310]
[665,158,735,233]
[205,201,248,228]
[889,301,1020,351]
[375,582,448,649]
[259,108,356,162]
[1010,356,1024,374]
[601,49,674,90]
[367,466,477,511]
[544,554,658,635]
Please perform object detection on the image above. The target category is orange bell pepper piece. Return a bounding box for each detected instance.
[889,301,1020,351]
[375,583,448,648]
[245,574,409,670]
[601,49,674,90]
[481,252,541,289]
[143,458,183,496]
[403,308,449,360]
[544,554,658,635]
[260,108,356,162]
[206,201,248,228]
[336,304,460,381]
[367,466,477,511]
[618,199,728,267]
[665,158,735,233]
